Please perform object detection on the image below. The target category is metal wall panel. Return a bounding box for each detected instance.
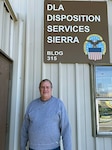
[0,1,4,49]
[108,1,112,63]
[0,1,25,150]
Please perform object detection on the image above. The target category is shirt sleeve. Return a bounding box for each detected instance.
[59,101,72,150]
[20,109,30,150]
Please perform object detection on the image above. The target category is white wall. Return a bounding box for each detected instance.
[0,1,25,149]
[0,0,112,150]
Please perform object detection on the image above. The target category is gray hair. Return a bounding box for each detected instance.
[39,79,53,88]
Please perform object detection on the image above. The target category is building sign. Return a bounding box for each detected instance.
[44,1,109,63]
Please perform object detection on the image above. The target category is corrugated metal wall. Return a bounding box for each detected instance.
[0,1,25,149]
[0,0,112,150]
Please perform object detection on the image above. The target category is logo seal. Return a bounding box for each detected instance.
[84,34,106,61]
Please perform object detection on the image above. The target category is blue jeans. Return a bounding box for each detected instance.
[29,147,60,150]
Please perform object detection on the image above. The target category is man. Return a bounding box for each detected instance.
[21,79,72,150]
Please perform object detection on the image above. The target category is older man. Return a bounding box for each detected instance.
[21,79,72,150]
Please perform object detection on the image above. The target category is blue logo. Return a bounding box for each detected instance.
[84,34,106,61]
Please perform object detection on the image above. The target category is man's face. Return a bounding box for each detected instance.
[39,81,52,101]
